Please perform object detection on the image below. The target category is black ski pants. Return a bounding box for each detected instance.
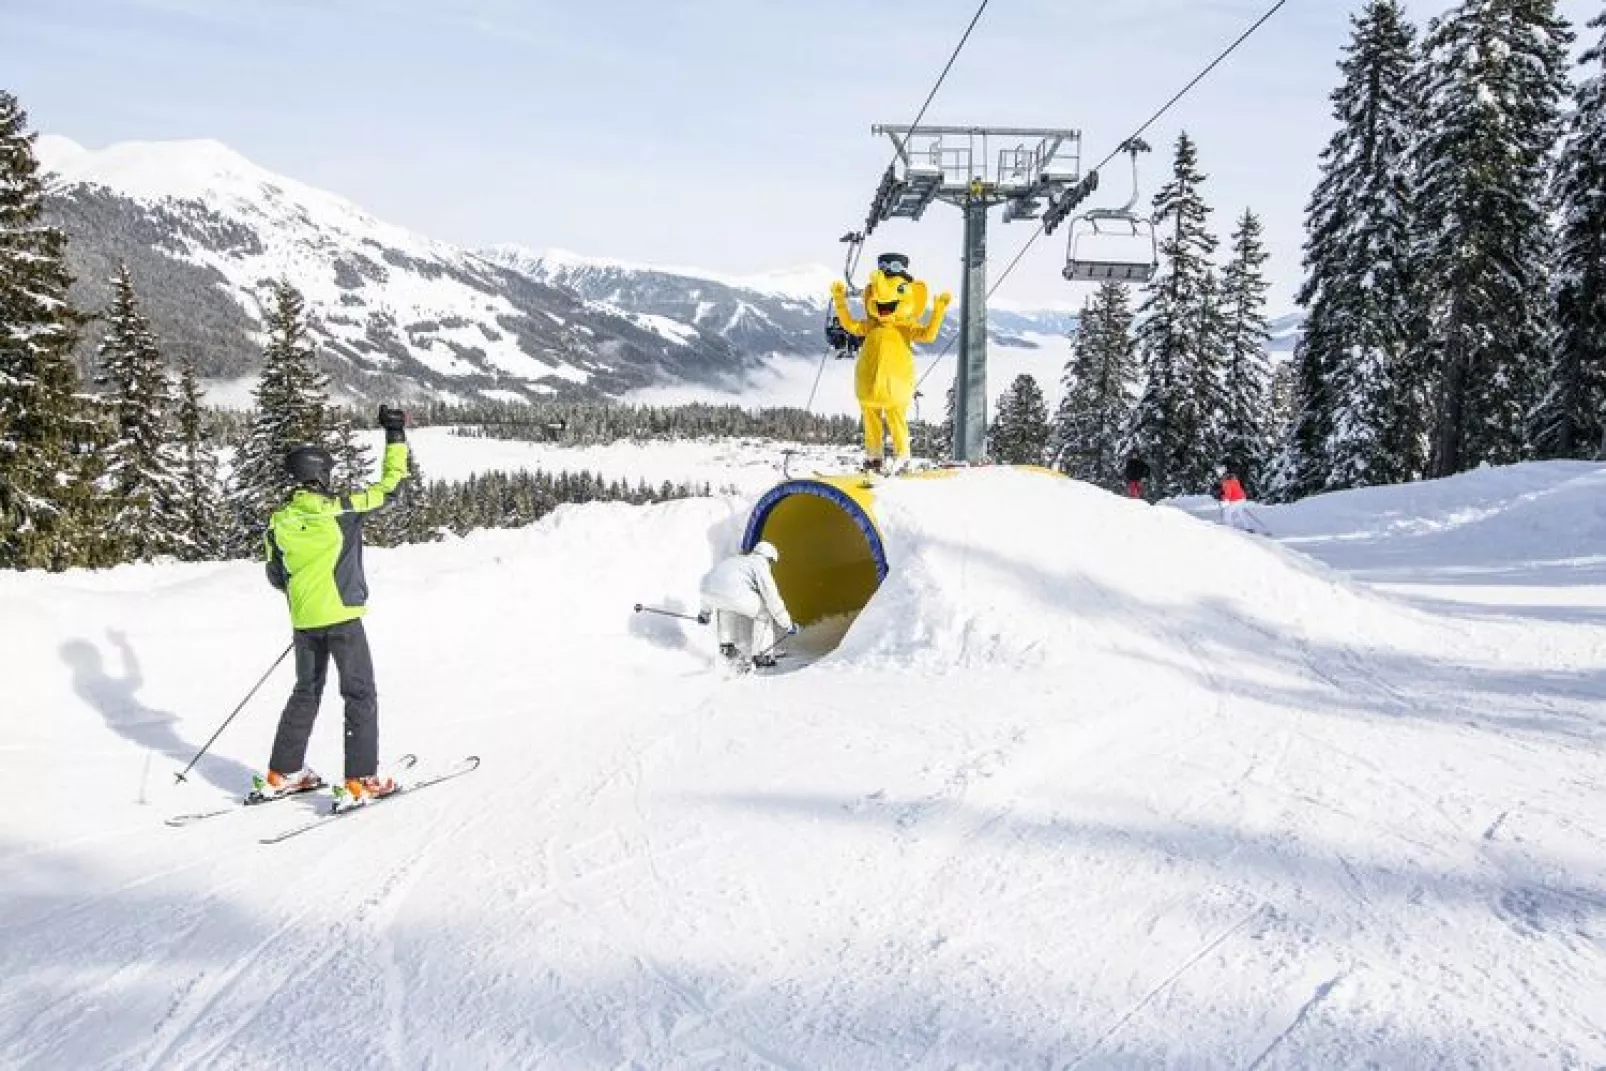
[269,618,379,780]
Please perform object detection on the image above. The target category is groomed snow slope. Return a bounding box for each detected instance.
[2,467,1604,1068]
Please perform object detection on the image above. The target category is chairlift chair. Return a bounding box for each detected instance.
[824,231,865,359]
[1063,211,1159,284]
[1062,138,1159,285]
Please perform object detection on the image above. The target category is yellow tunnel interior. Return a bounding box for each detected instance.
[743,477,886,627]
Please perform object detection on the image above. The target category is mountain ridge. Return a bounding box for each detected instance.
[36,135,1299,407]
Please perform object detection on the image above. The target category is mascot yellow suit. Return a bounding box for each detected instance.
[830,253,951,472]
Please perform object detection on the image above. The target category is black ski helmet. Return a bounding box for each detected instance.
[284,444,335,489]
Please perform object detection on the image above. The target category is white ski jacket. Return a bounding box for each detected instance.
[699,552,793,631]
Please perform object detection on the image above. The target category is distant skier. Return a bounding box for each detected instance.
[1123,454,1150,499]
[698,541,796,669]
[1214,467,1254,531]
[256,405,410,805]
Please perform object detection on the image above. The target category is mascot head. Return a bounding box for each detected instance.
[863,252,928,326]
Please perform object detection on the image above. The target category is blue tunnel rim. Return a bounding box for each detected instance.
[742,479,889,583]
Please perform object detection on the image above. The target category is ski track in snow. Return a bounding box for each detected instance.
[2,457,1605,1067]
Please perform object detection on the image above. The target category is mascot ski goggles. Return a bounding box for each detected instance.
[876,255,912,278]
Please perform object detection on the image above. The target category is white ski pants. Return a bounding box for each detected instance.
[707,601,781,657]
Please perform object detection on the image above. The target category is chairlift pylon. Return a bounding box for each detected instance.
[1063,138,1159,285]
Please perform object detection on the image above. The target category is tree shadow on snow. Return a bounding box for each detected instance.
[59,631,256,798]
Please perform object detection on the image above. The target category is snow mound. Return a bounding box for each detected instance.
[1263,460,1606,573]
[831,469,1432,673]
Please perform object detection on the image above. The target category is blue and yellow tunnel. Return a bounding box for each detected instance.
[740,467,1059,629]
[741,475,889,627]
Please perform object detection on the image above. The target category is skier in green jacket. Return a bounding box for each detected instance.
[254,405,410,807]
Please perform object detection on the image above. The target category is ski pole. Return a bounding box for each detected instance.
[1243,507,1273,536]
[633,603,710,624]
[173,641,294,785]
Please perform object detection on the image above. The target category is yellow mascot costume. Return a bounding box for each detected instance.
[830,253,951,473]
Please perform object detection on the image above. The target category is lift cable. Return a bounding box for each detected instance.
[807,0,994,414]
[912,0,1294,395]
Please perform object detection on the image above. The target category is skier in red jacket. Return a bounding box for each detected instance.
[1215,468,1252,531]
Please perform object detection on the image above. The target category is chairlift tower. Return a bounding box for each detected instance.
[865,125,1096,462]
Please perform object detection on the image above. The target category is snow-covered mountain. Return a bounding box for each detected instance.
[1266,311,1305,356]
[479,245,835,358]
[480,245,1083,354]
[37,137,754,404]
[35,135,1287,408]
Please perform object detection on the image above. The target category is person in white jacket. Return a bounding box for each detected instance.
[698,541,795,668]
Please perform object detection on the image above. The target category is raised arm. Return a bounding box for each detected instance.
[913,292,953,344]
[830,281,869,338]
[344,406,411,514]
[343,443,410,513]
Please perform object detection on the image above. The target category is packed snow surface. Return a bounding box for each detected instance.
[2,456,1603,1068]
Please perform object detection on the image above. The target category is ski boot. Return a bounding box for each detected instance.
[331,774,399,812]
[861,456,884,474]
[247,767,324,804]
[751,654,779,670]
[719,642,740,660]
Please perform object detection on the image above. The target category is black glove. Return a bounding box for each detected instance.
[377,405,407,443]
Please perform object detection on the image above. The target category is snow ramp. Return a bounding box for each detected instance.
[749,466,1448,672]
[743,466,1075,628]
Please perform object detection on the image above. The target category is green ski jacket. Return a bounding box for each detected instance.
[264,442,409,630]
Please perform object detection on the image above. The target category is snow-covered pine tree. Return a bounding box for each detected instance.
[1052,282,1137,485]
[368,446,427,547]
[987,374,1051,465]
[1191,266,1231,484]
[327,411,373,495]
[940,384,955,462]
[1267,358,1297,466]
[1217,210,1274,495]
[1413,0,1572,476]
[403,453,444,543]
[1531,5,1606,460]
[229,280,332,537]
[0,91,99,570]
[172,358,227,560]
[94,264,186,561]
[1126,132,1220,497]
[1275,0,1421,501]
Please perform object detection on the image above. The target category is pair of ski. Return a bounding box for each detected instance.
[166,754,480,844]
[814,461,938,490]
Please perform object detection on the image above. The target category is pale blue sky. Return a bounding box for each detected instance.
[3,0,1597,310]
